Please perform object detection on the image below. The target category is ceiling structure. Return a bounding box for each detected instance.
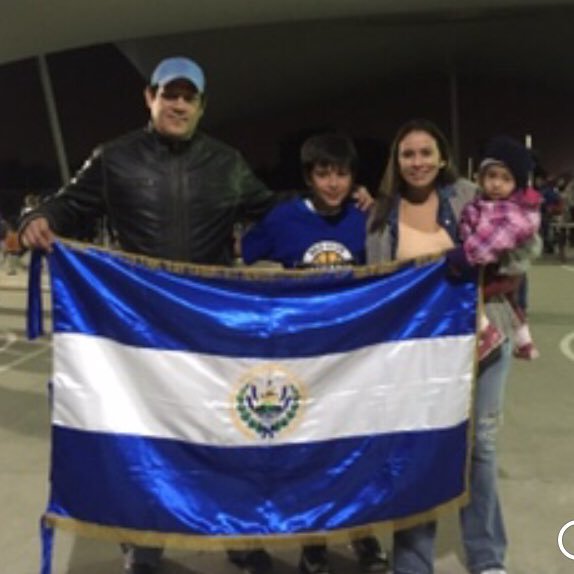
[3,1,574,179]
[115,3,574,174]
[4,0,574,67]
[116,5,574,129]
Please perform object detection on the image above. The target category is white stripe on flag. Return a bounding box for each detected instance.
[53,332,474,446]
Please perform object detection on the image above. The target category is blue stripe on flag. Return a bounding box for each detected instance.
[48,423,468,535]
[48,243,477,358]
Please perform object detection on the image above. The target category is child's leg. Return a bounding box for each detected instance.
[479,312,489,331]
[477,311,505,363]
[507,297,540,360]
[513,321,540,360]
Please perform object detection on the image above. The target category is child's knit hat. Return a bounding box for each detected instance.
[479,135,533,189]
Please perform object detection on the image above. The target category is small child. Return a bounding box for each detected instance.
[242,133,388,574]
[457,135,542,361]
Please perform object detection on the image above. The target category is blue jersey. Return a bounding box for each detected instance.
[241,197,366,268]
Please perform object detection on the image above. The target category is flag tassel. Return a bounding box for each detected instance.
[27,249,45,339]
[40,515,54,574]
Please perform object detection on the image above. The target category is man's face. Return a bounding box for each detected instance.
[306,164,353,214]
[145,79,205,140]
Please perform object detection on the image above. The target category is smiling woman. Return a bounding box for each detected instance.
[366,119,519,574]
[367,118,467,261]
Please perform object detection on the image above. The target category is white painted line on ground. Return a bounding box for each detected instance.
[561,265,574,272]
[559,332,574,362]
[0,330,18,352]
[0,342,51,373]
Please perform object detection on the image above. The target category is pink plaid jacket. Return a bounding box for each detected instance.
[459,187,542,265]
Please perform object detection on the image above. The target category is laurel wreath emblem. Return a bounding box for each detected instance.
[234,365,303,439]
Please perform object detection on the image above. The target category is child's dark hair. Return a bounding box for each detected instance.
[300,133,358,181]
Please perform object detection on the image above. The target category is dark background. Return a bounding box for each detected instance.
[1,5,574,218]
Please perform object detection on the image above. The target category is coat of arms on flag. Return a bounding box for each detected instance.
[27,241,478,573]
[233,364,304,439]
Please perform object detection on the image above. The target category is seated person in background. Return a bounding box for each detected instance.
[242,132,388,574]
[450,135,542,361]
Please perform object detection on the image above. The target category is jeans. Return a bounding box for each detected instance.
[393,342,512,574]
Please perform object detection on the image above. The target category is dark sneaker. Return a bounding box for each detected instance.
[299,544,331,574]
[228,549,273,574]
[352,537,390,573]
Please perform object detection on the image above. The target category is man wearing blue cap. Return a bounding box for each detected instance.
[20,56,276,266]
[144,57,207,143]
[19,56,279,574]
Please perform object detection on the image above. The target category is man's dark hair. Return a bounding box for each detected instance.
[300,133,358,181]
[147,83,207,105]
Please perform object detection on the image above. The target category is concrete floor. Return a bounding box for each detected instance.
[1,250,573,574]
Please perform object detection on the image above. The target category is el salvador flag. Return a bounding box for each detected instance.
[30,242,477,567]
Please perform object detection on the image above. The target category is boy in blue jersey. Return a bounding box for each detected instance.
[242,133,367,269]
[242,133,388,574]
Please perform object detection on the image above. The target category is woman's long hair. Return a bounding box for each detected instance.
[369,119,459,232]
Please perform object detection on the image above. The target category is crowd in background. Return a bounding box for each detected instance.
[0,193,41,274]
[534,171,574,260]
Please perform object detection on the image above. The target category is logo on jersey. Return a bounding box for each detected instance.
[302,241,353,267]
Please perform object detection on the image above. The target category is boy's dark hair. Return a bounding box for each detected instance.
[300,133,358,181]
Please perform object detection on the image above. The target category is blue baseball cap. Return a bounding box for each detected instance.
[150,57,206,93]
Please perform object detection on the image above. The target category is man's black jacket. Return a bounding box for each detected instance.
[28,127,277,265]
